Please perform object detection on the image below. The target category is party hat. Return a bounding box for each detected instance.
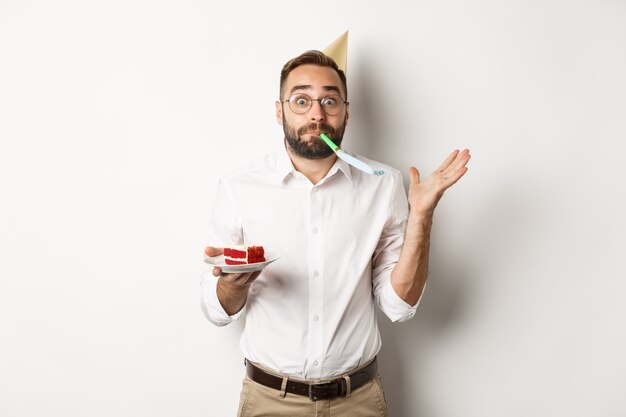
[323,31,349,74]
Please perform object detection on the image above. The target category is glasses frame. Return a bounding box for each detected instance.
[281,93,348,116]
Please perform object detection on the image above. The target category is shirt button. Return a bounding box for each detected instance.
[313,271,319,277]
[312,227,319,233]
[313,361,318,366]
[313,315,319,322]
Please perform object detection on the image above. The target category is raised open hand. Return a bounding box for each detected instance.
[408,149,471,217]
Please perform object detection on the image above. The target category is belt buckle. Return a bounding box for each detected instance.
[308,380,346,401]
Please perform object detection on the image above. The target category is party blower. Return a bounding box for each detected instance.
[319,133,384,176]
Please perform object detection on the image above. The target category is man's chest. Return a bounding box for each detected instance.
[232,182,391,258]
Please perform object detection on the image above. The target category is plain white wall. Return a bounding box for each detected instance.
[1,1,625,416]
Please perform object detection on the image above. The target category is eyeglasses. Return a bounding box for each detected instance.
[281,93,347,116]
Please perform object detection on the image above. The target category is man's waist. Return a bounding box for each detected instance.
[245,355,378,382]
[245,356,379,401]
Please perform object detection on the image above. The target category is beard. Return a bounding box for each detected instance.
[283,116,346,160]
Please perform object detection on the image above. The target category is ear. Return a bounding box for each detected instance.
[344,102,350,126]
[275,101,283,126]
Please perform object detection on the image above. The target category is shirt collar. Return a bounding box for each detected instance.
[274,142,353,185]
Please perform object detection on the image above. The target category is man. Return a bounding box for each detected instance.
[200,47,470,416]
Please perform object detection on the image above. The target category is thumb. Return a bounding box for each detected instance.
[205,246,224,257]
[409,167,420,185]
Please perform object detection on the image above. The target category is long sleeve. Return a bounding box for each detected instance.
[371,172,421,322]
[199,178,246,326]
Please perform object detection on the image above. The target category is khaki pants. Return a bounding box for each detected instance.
[236,373,388,417]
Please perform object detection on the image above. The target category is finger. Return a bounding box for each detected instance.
[205,246,224,257]
[212,266,222,277]
[240,270,263,285]
[446,166,469,187]
[248,270,263,283]
[221,272,244,283]
[409,167,420,185]
[436,150,460,172]
[449,151,471,174]
[443,149,470,176]
[436,151,470,187]
[240,271,260,286]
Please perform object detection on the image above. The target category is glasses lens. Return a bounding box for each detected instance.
[289,94,312,114]
[320,95,343,115]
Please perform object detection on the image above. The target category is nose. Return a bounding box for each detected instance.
[309,100,326,122]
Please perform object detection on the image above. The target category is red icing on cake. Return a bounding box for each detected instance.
[224,245,265,265]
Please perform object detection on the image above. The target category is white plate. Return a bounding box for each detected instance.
[204,251,280,273]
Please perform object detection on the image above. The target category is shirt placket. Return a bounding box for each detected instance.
[307,184,324,379]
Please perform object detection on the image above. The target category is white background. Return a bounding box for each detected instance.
[1,1,625,416]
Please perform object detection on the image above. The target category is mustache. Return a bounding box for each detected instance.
[297,123,335,136]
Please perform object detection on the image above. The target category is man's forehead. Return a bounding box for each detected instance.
[284,64,343,93]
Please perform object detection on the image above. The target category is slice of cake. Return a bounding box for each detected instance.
[224,245,265,265]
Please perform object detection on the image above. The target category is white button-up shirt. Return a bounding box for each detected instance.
[200,145,420,379]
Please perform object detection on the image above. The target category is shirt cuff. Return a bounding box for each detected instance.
[379,279,423,322]
[199,271,246,326]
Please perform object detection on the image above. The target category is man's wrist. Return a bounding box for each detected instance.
[216,278,249,316]
[405,210,433,242]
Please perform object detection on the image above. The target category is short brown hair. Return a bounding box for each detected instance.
[279,50,347,99]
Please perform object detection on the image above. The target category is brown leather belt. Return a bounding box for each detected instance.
[245,357,378,401]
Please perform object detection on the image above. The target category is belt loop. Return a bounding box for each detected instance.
[279,376,289,398]
[343,375,352,397]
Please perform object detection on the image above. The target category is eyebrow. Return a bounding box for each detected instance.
[289,84,342,96]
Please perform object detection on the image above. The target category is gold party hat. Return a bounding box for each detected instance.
[322,31,348,74]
